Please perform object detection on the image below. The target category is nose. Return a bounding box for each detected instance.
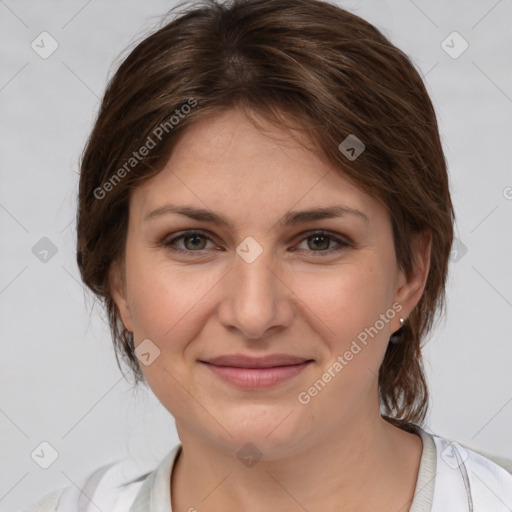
[216,244,295,340]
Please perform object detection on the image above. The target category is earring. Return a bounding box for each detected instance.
[390,317,406,344]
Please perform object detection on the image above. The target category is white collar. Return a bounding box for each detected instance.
[125,426,512,512]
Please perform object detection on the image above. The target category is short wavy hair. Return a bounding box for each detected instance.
[76,0,454,428]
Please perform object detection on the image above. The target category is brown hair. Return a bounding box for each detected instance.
[76,0,454,427]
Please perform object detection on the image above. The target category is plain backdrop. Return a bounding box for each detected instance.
[1,0,511,510]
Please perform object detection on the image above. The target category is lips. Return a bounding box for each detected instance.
[202,353,312,368]
[199,354,314,388]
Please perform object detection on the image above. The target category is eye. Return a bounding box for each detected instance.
[163,230,216,252]
[162,229,350,257]
[294,231,350,256]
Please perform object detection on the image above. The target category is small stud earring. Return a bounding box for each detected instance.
[390,317,405,344]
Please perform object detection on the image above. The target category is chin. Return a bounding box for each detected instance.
[209,404,311,459]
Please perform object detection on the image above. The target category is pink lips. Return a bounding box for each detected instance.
[200,354,313,389]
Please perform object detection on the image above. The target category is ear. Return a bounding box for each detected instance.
[393,230,432,330]
[109,258,134,333]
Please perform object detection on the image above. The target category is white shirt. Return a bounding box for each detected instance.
[24,426,512,512]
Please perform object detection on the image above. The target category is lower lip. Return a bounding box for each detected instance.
[201,361,312,389]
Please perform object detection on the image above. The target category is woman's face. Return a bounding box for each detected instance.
[112,108,427,458]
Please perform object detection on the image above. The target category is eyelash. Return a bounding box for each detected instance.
[161,230,350,257]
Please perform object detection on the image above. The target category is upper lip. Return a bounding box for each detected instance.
[200,354,313,368]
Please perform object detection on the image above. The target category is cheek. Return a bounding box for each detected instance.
[297,261,392,334]
[294,261,394,388]
[124,254,221,409]
[125,247,226,354]
[127,249,394,356]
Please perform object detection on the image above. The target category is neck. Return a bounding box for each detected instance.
[170,410,423,512]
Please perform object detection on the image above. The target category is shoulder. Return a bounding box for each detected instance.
[429,431,512,511]
[23,445,181,512]
[23,461,147,512]
[23,488,66,512]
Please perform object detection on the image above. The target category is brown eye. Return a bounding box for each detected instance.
[162,229,349,257]
[295,231,350,256]
[163,231,214,252]
[307,234,332,251]
[182,234,208,250]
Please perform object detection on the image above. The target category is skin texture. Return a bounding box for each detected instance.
[111,108,431,512]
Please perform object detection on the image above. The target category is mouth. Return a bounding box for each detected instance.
[198,354,314,389]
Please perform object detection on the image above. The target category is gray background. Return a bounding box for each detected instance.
[1,0,511,510]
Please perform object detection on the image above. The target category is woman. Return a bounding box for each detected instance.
[25,0,512,510]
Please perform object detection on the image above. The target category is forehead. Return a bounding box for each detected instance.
[131,108,383,225]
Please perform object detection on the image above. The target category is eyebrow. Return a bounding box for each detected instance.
[143,203,369,228]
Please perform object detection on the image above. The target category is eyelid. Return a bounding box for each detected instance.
[293,230,350,252]
[163,229,220,252]
[162,229,351,255]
